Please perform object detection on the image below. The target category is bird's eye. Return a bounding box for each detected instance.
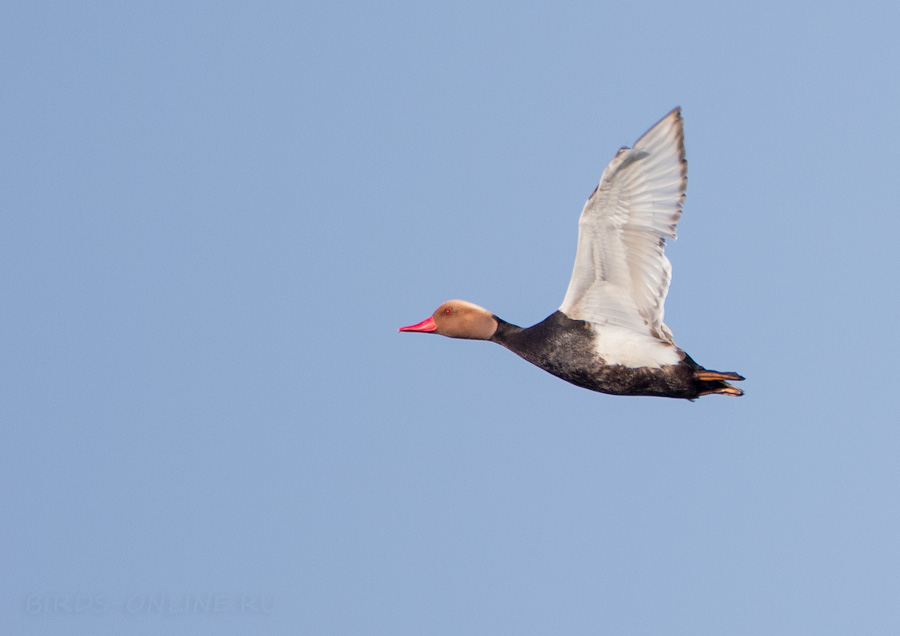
[443,308,452,315]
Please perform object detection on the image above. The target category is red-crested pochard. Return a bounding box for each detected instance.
[400,108,744,399]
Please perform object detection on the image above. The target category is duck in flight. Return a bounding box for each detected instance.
[400,108,744,399]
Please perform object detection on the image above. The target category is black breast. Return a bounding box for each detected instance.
[490,311,697,399]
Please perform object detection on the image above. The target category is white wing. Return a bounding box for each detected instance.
[559,107,686,342]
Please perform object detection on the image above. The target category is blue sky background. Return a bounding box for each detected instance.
[3,1,899,634]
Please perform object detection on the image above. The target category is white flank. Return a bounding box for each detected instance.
[593,325,681,369]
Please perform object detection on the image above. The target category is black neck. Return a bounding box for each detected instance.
[490,316,523,344]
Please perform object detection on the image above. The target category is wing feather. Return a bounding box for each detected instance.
[559,108,687,341]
